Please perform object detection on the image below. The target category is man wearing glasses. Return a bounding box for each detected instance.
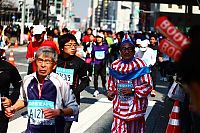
[107,34,152,132]
[57,33,88,133]
[4,46,78,133]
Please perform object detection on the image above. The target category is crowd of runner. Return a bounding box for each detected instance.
[0,23,199,133]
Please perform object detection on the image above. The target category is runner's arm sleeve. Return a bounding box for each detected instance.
[62,82,79,115]
[18,80,27,105]
[151,50,157,66]
[76,62,89,94]
[134,73,153,98]
[9,65,22,105]
[105,46,110,60]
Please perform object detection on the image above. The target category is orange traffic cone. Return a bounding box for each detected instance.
[166,100,181,133]
[8,49,15,66]
[14,40,18,48]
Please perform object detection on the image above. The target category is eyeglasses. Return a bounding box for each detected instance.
[37,58,53,64]
[121,47,134,52]
[64,43,77,47]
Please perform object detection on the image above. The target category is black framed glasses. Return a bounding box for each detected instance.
[37,58,53,64]
[64,43,78,47]
[121,47,134,52]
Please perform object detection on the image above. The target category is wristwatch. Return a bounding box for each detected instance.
[59,109,65,117]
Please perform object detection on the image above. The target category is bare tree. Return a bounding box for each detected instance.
[0,0,18,24]
[0,0,16,9]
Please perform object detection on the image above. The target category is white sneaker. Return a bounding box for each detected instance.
[93,90,99,97]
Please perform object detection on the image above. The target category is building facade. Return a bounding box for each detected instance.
[150,4,200,32]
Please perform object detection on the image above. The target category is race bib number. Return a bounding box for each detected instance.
[87,47,92,54]
[117,81,134,101]
[95,51,105,60]
[28,100,55,125]
[56,67,74,85]
[54,37,58,43]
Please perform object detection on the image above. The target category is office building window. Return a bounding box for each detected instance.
[56,10,60,14]
[56,3,61,8]
[168,4,172,8]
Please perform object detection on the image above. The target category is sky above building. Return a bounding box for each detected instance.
[73,0,90,20]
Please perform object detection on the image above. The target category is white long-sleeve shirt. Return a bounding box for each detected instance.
[135,47,157,67]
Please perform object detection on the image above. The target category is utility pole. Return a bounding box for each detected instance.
[130,2,135,31]
[27,5,30,23]
[46,0,49,27]
[20,0,26,45]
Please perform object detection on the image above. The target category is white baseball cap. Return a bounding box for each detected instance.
[140,40,150,51]
[33,25,46,35]
[96,33,104,39]
[136,39,142,45]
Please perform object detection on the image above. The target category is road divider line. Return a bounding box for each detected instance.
[7,47,27,52]
[7,116,28,133]
[156,84,168,89]
[19,72,27,75]
[145,100,156,120]
[16,62,28,67]
[71,98,112,133]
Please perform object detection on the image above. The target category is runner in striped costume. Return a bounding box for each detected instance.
[107,33,153,133]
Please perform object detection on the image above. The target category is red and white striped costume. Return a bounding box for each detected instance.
[108,58,153,133]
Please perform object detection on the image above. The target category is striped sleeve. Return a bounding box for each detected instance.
[134,73,153,98]
[108,75,115,92]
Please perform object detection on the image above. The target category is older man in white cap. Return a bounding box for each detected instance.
[135,39,157,96]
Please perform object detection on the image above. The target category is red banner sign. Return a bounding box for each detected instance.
[155,16,190,50]
[159,39,182,61]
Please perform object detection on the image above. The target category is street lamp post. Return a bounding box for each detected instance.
[20,0,26,45]
[27,5,30,23]
[46,0,49,27]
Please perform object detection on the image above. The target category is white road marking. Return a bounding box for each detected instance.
[71,98,112,133]
[7,116,28,133]
[16,62,28,67]
[19,72,27,75]
[7,47,27,52]
[156,85,168,89]
[145,100,156,120]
